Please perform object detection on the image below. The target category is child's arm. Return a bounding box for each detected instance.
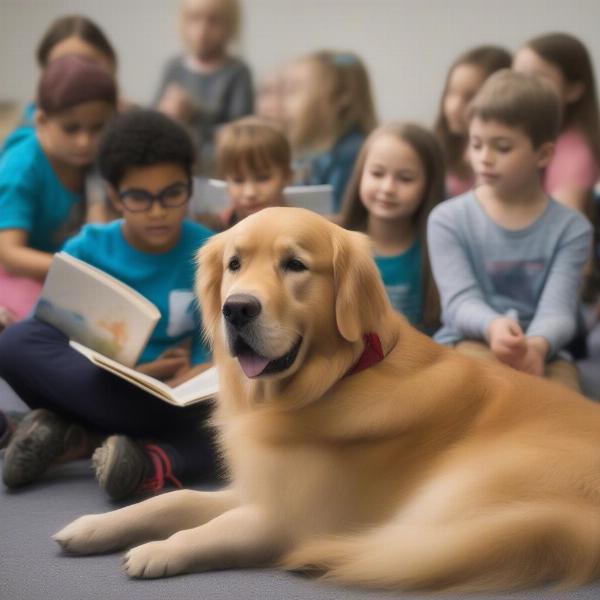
[222,64,254,122]
[525,220,592,357]
[0,164,54,279]
[0,229,52,280]
[152,57,178,107]
[427,205,502,341]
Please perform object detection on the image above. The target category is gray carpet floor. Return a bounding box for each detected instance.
[2,357,600,600]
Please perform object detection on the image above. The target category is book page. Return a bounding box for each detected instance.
[70,341,218,407]
[171,367,220,405]
[37,253,160,367]
[284,184,334,215]
[190,178,334,216]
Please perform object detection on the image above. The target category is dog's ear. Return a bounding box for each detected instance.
[332,229,390,342]
[196,232,227,345]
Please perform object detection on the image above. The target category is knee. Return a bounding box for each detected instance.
[0,321,31,377]
[0,318,62,379]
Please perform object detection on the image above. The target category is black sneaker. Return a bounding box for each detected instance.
[92,435,182,501]
[0,410,24,450]
[2,409,98,488]
[3,409,69,488]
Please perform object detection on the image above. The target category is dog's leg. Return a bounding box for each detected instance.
[53,488,239,555]
[123,504,283,578]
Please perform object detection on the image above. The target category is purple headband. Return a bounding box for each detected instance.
[37,54,117,114]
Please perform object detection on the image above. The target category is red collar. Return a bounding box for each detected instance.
[345,333,384,377]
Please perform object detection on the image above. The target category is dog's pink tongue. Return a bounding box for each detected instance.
[238,353,270,378]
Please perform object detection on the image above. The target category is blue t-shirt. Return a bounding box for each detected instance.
[374,239,423,326]
[297,128,365,212]
[0,129,84,252]
[62,219,214,365]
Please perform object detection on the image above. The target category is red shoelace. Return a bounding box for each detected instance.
[137,443,183,493]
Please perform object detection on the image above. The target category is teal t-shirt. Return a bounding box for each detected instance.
[374,239,423,326]
[0,129,84,252]
[62,220,214,365]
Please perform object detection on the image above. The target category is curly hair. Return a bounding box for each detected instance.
[97,109,196,188]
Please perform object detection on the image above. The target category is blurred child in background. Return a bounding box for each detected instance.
[513,32,600,214]
[434,45,512,197]
[205,116,292,229]
[1,15,123,225]
[340,123,444,333]
[282,50,377,212]
[255,66,286,125]
[0,109,218,500]
[0,55,117,326]
[155,0,253,174]
[514,33,600,309]
[428,71,591,391]
[4,14,118,144]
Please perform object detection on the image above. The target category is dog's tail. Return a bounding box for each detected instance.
[281,501,600,593]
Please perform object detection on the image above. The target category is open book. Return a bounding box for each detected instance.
[35,252,160,367]
[70,342,219,407]
[35,252,219,406]
[191,178,335,215]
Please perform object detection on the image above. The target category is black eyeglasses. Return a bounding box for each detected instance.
[118,182,191,212]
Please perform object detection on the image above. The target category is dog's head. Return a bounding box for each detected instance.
[197,207,390,400]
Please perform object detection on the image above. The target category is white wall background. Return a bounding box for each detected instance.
[1,0,600,127]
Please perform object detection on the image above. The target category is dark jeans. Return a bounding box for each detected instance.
[0,318,220,481]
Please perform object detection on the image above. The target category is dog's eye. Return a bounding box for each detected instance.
[228,257,241,271]
[282,258,308,272]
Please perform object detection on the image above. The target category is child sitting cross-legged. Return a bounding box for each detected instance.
[428,70,592,392]
[0,109,220,499]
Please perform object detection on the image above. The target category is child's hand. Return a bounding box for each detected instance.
[136,347,191,381]
[158,84,195,122]
[0,306,16,332]
[487,317,526,365]
[510,336,549,377]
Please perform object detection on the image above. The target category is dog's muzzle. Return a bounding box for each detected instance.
[222,293,302,379]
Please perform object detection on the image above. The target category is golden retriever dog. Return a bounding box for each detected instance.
[54,207,600,592]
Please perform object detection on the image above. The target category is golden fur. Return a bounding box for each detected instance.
[55,207,600,592]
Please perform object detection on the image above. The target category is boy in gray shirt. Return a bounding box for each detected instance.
[428,70,592,391]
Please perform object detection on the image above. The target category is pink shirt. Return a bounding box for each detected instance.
[544,128,599,195]
[446,172,474,198]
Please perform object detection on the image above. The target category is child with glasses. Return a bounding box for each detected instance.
[0,109,221,500]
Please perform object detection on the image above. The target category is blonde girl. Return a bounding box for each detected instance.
[513,32,600,214]
[155,0,253,173]
[282,50,377,211]
[434,45,512,197]
[340,123,445,332]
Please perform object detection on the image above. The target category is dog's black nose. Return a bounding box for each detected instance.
[223,294,262,329]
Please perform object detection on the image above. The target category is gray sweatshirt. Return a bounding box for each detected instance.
[427,192,592,356]
[154,55,253,168]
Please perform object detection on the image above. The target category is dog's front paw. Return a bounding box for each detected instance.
[123,540,188,579]
[53,513,124,555]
